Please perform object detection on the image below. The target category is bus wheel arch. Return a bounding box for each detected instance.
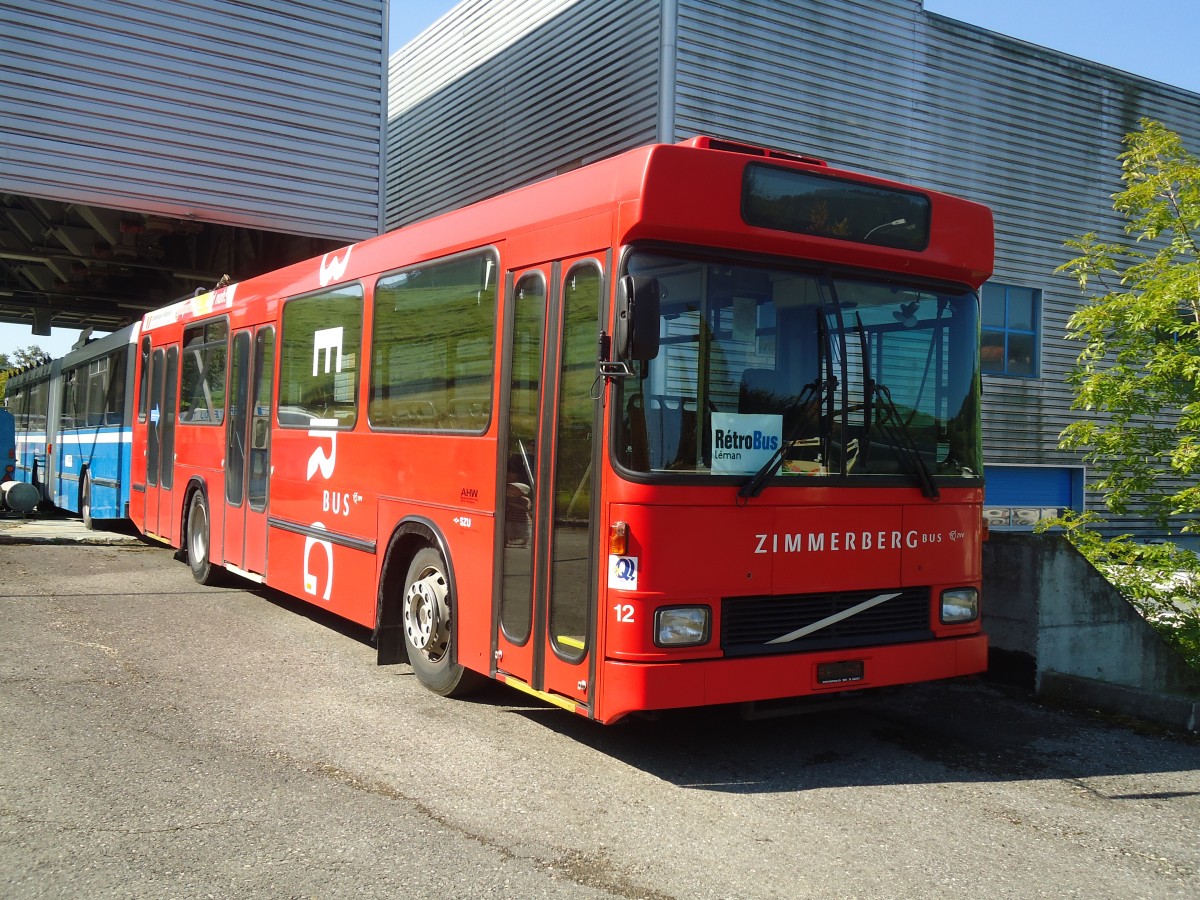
[376,520,485,697]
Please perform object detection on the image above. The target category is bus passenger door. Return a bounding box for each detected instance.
[144,345,179,540]
[222,326,274,576]
[495,259,603,715]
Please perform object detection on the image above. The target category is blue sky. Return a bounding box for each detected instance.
[4,0,1196,359]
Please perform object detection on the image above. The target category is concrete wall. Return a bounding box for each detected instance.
[983,531,1200,728]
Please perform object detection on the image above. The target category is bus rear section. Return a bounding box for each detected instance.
[51,325,139,525]
[0,409,33,513]
[4,326,137,526]
[6,364,54,511]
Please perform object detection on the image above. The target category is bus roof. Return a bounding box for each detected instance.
[142,136,993,333]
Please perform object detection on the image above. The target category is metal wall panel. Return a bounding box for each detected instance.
[387,0,660,229]
[0,0,386,240]
[673,0,928,175]
[915,15,1200,538]
[672,0,1200,537]
[391,0,1200,537]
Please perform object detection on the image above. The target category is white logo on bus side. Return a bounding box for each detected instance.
[312,326,344,376]
[304,429,337,603]
[319,248,352,286]
[302,322,346,602]
[304,523,333,601]
[307,429,336,481]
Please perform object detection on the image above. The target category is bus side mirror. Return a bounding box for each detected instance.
[615,275,661,362]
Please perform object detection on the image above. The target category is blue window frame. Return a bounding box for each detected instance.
[981,283,1039,377]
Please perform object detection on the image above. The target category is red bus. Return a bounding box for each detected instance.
[130,136,993,723]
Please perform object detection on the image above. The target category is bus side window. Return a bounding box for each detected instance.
[370,250,498,433]
[137,336,151,423]
[180,320,229,425]
[104,349,126,426]
[279,285,363,428]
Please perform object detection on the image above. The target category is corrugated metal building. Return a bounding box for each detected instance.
[389,0,1200,540]
[0,0,387,332]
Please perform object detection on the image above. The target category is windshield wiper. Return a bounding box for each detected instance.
[737,378,829,500]
[870,383,940,501]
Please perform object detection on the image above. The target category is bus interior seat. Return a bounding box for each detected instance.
[654,396,698,469]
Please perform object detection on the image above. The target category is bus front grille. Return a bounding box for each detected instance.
[721,587,933,657]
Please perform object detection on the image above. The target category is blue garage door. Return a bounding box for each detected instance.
[983,465,1083,527]
[984,465,1081,507]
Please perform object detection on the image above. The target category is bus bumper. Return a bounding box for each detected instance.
[595,634,987,724]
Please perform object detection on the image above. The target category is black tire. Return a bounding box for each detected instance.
[80,471,95,530]
[186,490,222,585]
[401,547,485,697]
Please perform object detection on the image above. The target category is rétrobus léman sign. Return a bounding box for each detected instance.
[711,413,780,475]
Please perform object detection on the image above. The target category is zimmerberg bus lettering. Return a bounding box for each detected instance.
[754,530,926,554]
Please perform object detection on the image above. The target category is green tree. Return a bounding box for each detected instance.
[1057,119,1200,528]
[0,345,51,399]
[10,346,51,368]
[1053,119,1200,666]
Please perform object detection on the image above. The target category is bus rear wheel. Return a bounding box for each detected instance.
[186,490,222,585]
[80,471,95,530]
[401,547,484,697]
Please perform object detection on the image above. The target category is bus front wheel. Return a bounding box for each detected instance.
[186,491,221,586]
[401,547,484,697]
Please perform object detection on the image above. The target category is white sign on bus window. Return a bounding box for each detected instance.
[710,413,781,475]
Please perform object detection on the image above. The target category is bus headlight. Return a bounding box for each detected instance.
[940,588,979,624]
[654,606,710,647]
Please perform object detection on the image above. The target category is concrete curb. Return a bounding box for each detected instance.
[1040,670,1200,733]
[0,516,144,546]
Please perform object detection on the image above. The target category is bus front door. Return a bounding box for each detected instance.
[144,345,179,540]
[222,327,274,577]
[495,260,603,716]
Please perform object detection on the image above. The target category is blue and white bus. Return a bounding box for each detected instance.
[6,324,139,527]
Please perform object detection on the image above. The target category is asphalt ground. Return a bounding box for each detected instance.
[2,522,1200,898]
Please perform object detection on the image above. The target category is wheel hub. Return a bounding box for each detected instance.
[189,503,208,560]
[403,567,450,659]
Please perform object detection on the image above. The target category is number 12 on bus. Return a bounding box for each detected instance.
[129,136,994,724]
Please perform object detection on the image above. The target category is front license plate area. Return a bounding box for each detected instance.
[817,659,864,685]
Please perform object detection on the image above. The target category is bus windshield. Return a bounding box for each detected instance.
[615,250,982,486]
